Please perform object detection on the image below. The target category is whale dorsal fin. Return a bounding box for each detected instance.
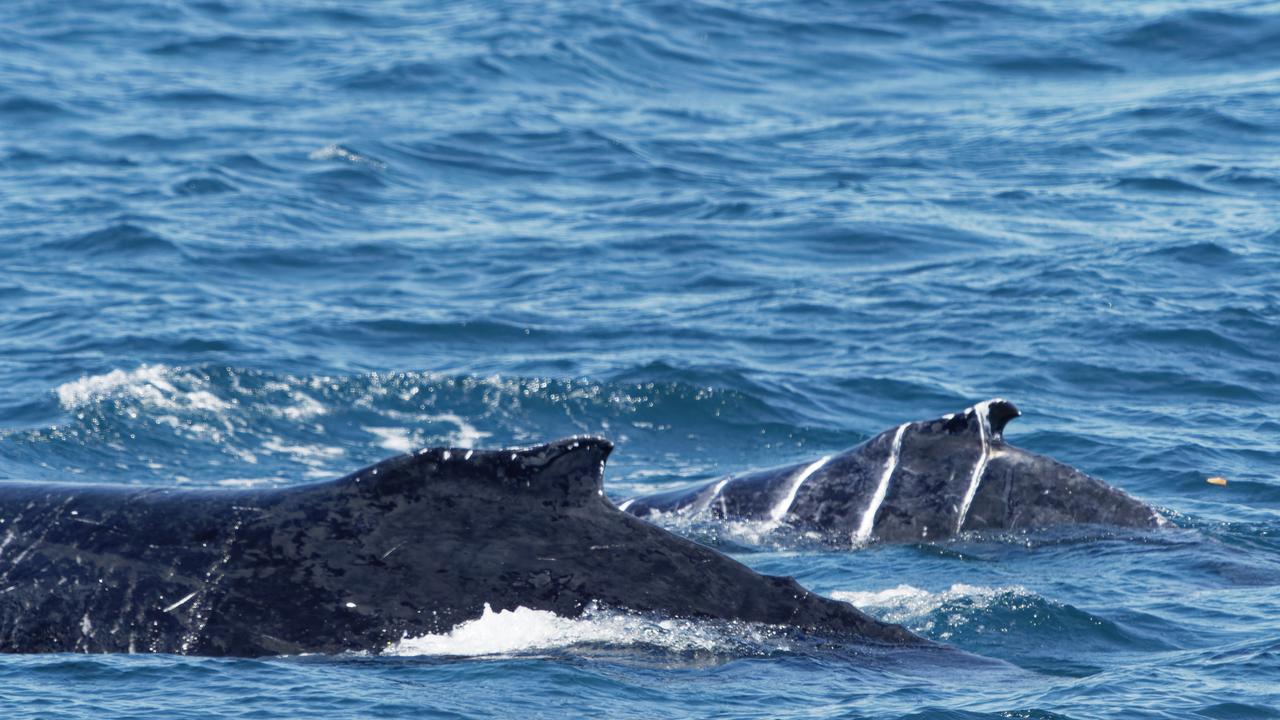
[482,436,614,502]
[348,436,614,506]
[982,399,1020,440]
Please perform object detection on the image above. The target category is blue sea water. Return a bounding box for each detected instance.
[2,0,1279,716]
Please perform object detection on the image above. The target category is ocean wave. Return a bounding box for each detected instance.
[834,583,1031,635]
[22,364,825,486]
[41,223,180,257]
[173,176,238,196]
[1203,168,1280,195]
[335,58,500,93]
[148,34,296,58]
[308,143,388,170]
[1109,177,1218,196]
[1122,105,1270,135]
[56,364,216,412]
[387,603,791,659]
[832,583,1143,653]
[143,89,265,107]
[977,55,1123,76]
[0,94,72,116]
[1142,241,1242,266]
[1108,10,1280,65]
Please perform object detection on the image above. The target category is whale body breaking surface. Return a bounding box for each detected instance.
[0,438,920,656]
[0,399,1166,656]
[620,399,1164,544]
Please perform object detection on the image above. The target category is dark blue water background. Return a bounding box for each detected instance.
[2,1,1278,717]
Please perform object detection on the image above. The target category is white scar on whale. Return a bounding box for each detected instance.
[854,423,908,545]
[954,399,998,534]
[706,478,731,516]
[770,455,831,525]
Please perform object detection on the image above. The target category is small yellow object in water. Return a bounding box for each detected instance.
[1206,476,1228,486]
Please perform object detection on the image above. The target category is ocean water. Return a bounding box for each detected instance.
[2,0,1278,717]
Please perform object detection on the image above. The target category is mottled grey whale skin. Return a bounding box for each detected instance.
[620,400,1164,545]
[0,438,920,656]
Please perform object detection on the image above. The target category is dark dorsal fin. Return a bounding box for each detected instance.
[982,398,1020,440]
[349,436,614,506]
[489,436,615,501]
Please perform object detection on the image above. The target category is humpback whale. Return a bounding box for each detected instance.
[620,400,1164,544]
[0,438,920,656]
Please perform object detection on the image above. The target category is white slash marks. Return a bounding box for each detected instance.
[769,456,831,526]
[174,511,247,653]
[163,591,198,613]
[616,499,635,513]
[707,478,731,517]
[955,399,998,534]
[854,423,908,545]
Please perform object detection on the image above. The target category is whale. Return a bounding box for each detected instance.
[0,437,921,656]
[619,400,1164,545]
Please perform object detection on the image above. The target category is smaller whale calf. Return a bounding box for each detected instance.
[619,399,1164,545]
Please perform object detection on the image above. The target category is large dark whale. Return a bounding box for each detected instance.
[0,438,920,656]
[620,400,1164,545]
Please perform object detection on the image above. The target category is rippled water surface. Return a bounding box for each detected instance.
[2,0,1278,717]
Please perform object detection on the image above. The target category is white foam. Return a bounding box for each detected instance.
[769,456,830,525]
[55,365,232,414]
[185,390,229,413]
[387,603,773,658]
[57,365,175,410]
[186,422,227,442]
[383,411,491,449]
[308,143,387,169]
[261,437,344,467]
[215,478,281,488]
[832,583,1028,636]
[954,401,996,534]
[854,423,908,545]
[641,502,822,549]
[425,413,490,448]
[364,426,416,454]
[278,392,326,421]
[227,446,259,465]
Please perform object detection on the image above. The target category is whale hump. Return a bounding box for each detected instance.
[490,436,615,501]
[347,435,614,506]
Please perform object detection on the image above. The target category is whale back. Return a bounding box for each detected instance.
[865,401,1010,542]
[300,437,917,647]
[801,399,1160,541]
[621,399,1161,545]
[0,437,921,655]
[962,445,1163,530]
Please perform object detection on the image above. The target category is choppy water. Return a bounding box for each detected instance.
[2,0,1279,717]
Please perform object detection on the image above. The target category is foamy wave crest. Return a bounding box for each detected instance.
[425,413,490,448]
[308,143,387,169]
[832,584,1033,639]
[35,364,772,487]
[387,603,790,658]
[364,426,417,454]
[375,411,491,450]
[46,365,349,481]
[57,364,229,412]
